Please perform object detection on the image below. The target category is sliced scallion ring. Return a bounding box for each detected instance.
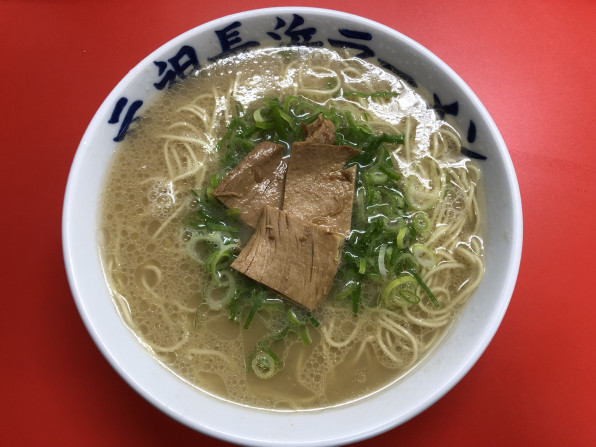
[383,217,406,233]
[204,270,235,310]
[381,275,418,308]
[368,172,388,185]
[411,243,437,269]
[251,351,278,379]
[396,227,409,249]
[205,243,240,284]
[187,232,223,265]
[394,252,419,268]
[399,289,420,305]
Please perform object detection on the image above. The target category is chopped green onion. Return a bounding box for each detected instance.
[308,314,320,328]
[244,291,266,329]
[278,109,294,127]
[287,308,320,335]
[228,292,239,322]
[253,108,275,129]
[399,289,420,305]
[295,325,312,344]
[394,252,419,269]
[396,227,409,249]
[368,172,388,185]
[253,108,265,123]
[187,94,449,377]
[225,207,242,217]
[204,244,239,284]
[335,281,355,299]
[381,275,418,308]
[383,217,406,233]
[251,350,278,379]
[283,96,298,114]
[204,270,235,310]
[406,264,440,307]
[187,233,223,265]
[411,243,436,269]
[379,164,400,181]
[378,244,388,278]
[359,258,367,274]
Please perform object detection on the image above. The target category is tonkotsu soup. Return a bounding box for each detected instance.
[99,46,484,410]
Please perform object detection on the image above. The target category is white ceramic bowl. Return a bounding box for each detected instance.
[63,7,522,446]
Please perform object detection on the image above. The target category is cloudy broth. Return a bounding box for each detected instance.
[99,47,484,410]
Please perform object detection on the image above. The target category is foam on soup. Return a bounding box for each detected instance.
[99,47,484,410]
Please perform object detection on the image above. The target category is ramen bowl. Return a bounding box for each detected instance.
[63,7,522,446]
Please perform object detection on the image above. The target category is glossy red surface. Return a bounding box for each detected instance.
[1,1,595,446]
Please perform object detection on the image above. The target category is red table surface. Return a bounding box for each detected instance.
[2,1,595,446]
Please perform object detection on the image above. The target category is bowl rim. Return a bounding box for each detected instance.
[62,6,523,446]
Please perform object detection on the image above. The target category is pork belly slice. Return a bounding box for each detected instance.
[283,142,360,238]
[231,205,341,310]
[301,114,336,144]
[211,141,287,228]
